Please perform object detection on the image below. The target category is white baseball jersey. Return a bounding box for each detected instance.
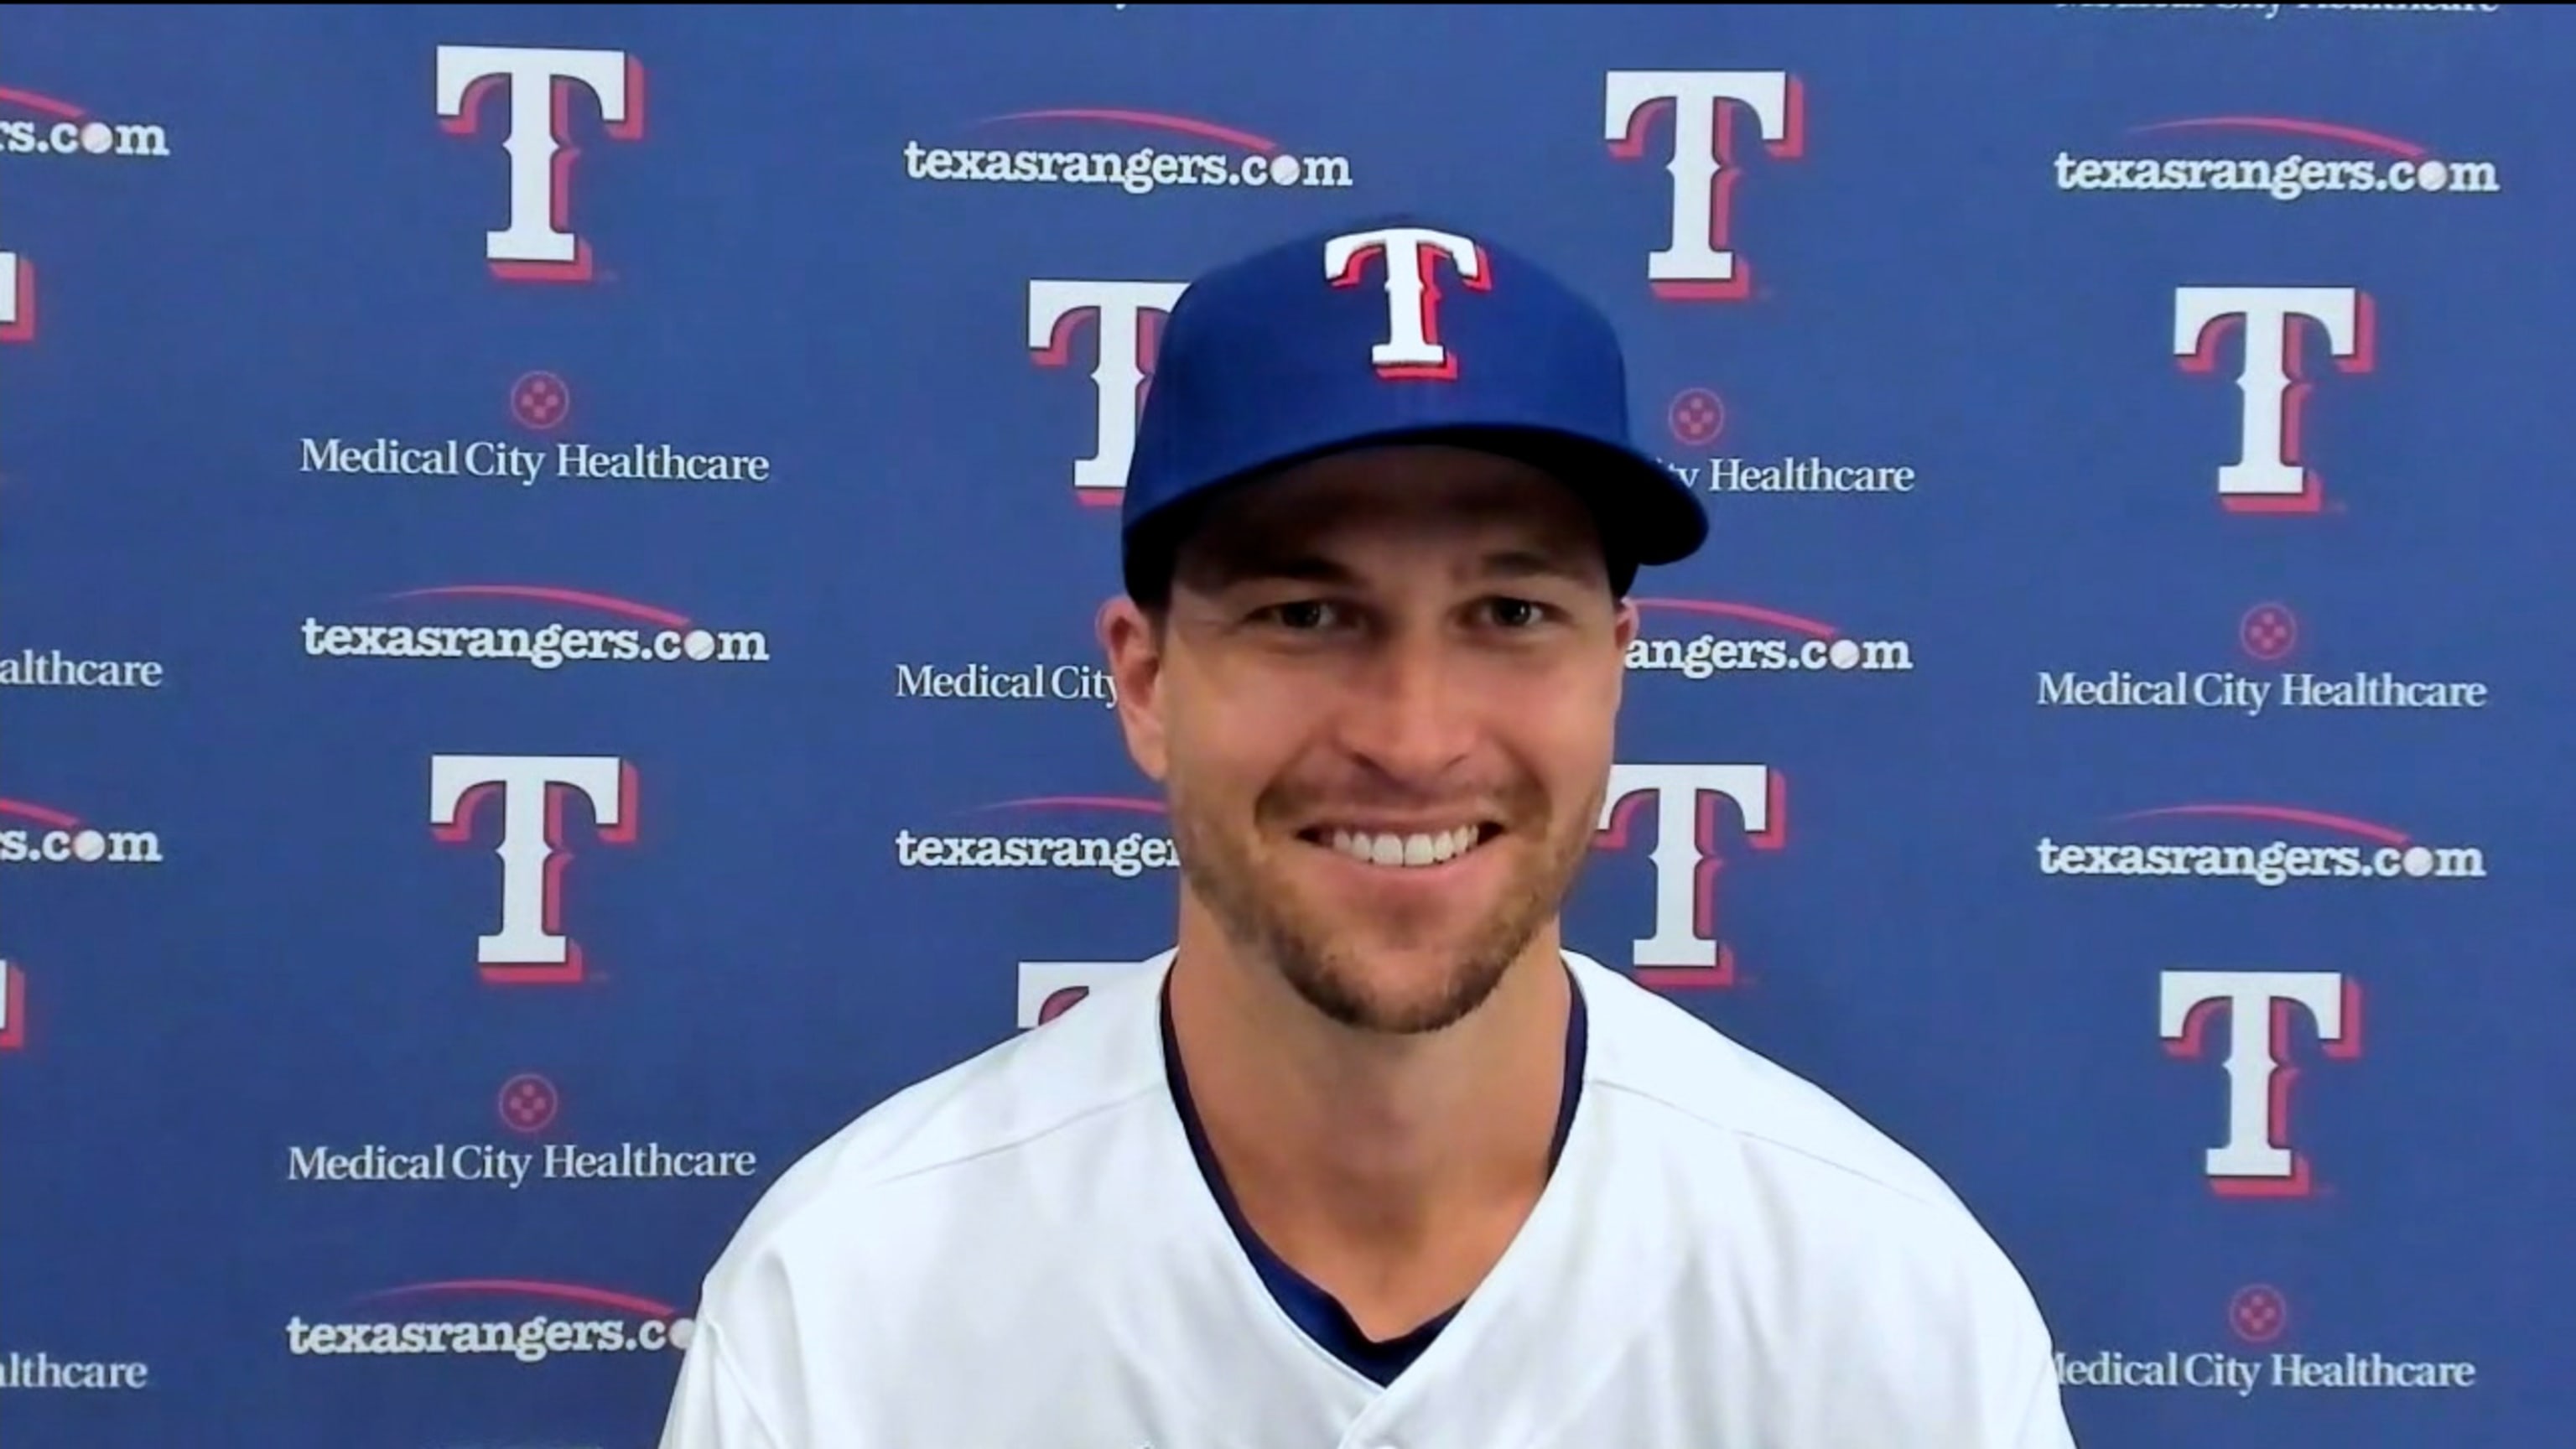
[656,948,2080,1449]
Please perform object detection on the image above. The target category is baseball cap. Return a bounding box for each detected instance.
[1119,213,1709,604]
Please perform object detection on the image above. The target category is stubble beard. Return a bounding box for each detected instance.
[1167,771,1606,1037]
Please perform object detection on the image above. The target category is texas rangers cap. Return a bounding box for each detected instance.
[1120,213,1709,602]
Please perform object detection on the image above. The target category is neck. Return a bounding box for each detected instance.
[1163,901,1576,1285]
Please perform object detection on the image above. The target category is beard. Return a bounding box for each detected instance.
[1166,766,1604,1036]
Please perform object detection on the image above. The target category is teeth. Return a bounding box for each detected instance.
[1326,825,1483,869]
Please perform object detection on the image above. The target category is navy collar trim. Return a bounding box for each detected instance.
[1159,964,1589,1384]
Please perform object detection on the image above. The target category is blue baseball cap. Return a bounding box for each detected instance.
[1120,214,1708,603]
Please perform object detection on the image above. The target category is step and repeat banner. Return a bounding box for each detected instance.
[3,4,2565,1446]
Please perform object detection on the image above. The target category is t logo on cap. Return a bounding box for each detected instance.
[1116,213,1711,603]
[1325,225,1493,382]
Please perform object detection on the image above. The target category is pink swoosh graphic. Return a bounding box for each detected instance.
[982,795,1167,815]
[1632,597,1838,638]
[982,108,1279,153]
[359,1280,679,1318]
[0,87,85,119]
[2116,803,2407,847]
[0,797,79,828]
[2129,117,2427,160]
[382,585,691,629]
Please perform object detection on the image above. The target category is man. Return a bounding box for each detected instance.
[656,216,2079,1448]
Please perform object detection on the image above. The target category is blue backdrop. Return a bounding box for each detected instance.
[3,4,2565,1446]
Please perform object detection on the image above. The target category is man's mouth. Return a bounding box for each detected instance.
[1296,823,1505,870]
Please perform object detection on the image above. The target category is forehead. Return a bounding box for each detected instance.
[1175,444,1605,580]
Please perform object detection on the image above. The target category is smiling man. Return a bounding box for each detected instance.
[657,216,2080,1449]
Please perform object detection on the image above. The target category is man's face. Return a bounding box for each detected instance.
[1098,444,1640,1036]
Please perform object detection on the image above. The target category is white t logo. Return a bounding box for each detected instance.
[430,755,637,984]
[1028,279,1188,506]
[0,958,22,1051]
[1594,764,1785,989]
[1323,226,1490,380]
[1605,71,1805,300]
[0,250,32,343]
[2174,286,2375,513]
[2160,969,2361,1196]
[434,45,646,282]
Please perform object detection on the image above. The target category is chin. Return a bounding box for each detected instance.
[1271,927,1530,1038]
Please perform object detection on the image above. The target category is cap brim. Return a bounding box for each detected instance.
[1430,423,1710,569]
[1121,423,1708,602]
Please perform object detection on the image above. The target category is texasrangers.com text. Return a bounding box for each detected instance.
[902,140,1354,195]
[0,118,170,159]
[0,827,162,865]
[894,828,1176,878]
[284,1314,688,1363]
[2035,838,2487,886]
[1628,633,1914,678]
[2054,151,2502,200]
[301,620,770,670]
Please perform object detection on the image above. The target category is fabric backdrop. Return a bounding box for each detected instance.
[2,4,2563,1446]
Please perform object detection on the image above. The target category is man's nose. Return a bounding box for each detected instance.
[1332,636,1478,782]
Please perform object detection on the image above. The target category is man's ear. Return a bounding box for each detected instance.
[1606,595,1639,714]
[1097,595,1171,784]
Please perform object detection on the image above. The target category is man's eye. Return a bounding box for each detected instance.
[1488,598,1548,628]
[1265,600,1338,630]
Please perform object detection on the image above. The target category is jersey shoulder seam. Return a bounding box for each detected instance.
[837,1074,1167,1196]
[1587,1074,1971,1224]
